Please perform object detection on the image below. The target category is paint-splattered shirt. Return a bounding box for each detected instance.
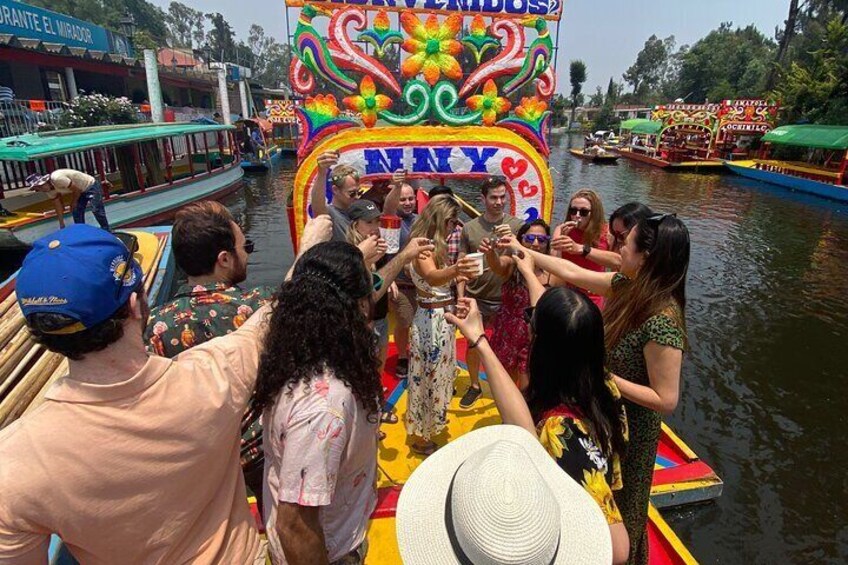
[144,282,274,471]
[262,370,378,564]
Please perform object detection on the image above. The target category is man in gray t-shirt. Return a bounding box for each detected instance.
[309,151,360,241]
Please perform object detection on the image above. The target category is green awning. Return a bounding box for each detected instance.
[0,123,235,162]
[629,121,662,135]
[762,125,848,150]
[620,118,654,130]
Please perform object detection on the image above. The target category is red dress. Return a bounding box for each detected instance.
[561,227,610,310]
[490,273,541,375]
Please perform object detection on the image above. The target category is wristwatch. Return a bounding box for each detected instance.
[582,244,591,257]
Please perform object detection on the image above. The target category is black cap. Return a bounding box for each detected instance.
[348,199,382,222]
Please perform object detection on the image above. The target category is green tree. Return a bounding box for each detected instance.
[677,23,775,102]
[623,35,675,101]
[588,86,604,107]
[205,12,236,62]
[550,94,567,127]
[568,59,587,126]
[248,25,292,88]
[165,1,205,49]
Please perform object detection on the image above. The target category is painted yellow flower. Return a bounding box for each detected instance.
[342,76,392,128]
[515,96,549,122]
[400,13,463,86]
[466,79,511,126]
[304,94,340,118]
[582,469,622,525]
[538,416,567,459]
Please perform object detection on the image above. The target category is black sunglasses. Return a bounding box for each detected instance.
[647,213,677,224]
[612,228,631,243]
[113,232,139,299]
[568,207,591,218]
[523,306,535,325]
[244,239,255,254]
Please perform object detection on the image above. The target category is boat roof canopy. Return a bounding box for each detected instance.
[625,120,662,135]
[0,123,235,161]
[762,125,848,150]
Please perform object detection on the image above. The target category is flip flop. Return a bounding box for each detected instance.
[410,442,437,456]
[380,411,399,424]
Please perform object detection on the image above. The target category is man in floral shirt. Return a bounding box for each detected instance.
[144,201,273,505]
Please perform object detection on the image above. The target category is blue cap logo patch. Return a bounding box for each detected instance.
[110,255,138,288]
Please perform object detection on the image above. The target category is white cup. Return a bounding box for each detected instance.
[380,227,401,254]
[466,252,485,276]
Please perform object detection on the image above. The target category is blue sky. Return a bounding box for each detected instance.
[149,0,788,94]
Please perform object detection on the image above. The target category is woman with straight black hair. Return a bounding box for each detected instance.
[498,213,690,565]
[447,272,630,563]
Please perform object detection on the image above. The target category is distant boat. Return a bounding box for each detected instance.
[724,125,848,202]
[569,147,620,163]
[234,118,283,172]
[0,123,244,248]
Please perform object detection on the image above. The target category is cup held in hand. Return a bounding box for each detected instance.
[380,215,402,254]
[466,252,485,276]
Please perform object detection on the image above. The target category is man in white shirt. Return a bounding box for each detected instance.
[26,168,110,230]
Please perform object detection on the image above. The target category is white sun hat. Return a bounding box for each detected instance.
[396,425,612,565]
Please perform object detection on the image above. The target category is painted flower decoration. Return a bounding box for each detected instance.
[515,96,549,123]
[461,15,498,64]
[400,13,463,86]
[342,76,393,128]
[358,9,403,58]
[304,94,341,119]
[466,79,511,126]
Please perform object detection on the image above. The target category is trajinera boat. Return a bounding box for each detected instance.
[570,147,621,163]
[235,118,284,172]
[0,122,244,248]
[724,124,848,202]
[281,0,721,561]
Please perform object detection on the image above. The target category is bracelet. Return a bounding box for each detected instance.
[468,334,488,349]
[582,243,591,257]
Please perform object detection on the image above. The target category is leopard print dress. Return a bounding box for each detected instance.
[607,275,687,565]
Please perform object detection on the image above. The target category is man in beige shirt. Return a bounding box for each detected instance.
[0,216,331,564]
[26,169,110,230]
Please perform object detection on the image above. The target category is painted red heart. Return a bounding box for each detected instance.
[501,157,528,180]
[518,180,538,198]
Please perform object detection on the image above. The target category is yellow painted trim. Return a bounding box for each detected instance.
[661,422,698,460]
[649,504,699,565]
[651,478,722,494]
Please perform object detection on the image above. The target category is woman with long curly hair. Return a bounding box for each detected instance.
[405,195,478,455]
[256,241,382,564]
[500,213,690,565]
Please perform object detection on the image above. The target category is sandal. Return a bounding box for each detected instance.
[380,411,399,424]
[378,430,387,441]
[410,441,437,456]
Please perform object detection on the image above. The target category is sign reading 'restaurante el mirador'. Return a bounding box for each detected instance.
[0,0,132,55]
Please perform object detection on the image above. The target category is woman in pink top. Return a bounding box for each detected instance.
[552,189,615,309]
[255,241,383,565]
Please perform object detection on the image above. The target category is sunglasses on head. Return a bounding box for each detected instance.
[569,207,591,218]
[522,234,550,244]
[647,212,677,225]
[113,232,139,300]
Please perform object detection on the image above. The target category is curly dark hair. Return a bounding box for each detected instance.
[254,241,382,420]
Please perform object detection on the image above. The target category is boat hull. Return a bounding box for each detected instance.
[0,166,243,249]
[569,148,620,163]
[725,160,848,202]
[617,149,725,172]
[240,146,283,172]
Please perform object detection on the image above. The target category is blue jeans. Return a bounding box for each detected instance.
[72,180,109,230]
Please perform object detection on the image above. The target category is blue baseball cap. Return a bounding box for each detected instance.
[17,225,143,334]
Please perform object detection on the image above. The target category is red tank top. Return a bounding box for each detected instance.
[560,226,610,309]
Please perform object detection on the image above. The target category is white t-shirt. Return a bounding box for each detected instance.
[262,369,378,563]
[46,169,95,198]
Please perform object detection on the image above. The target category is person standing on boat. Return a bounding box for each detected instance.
[609,203,654,254]
[309,151,363,241]
[482,219,559,391]
[383,180,419,379]
[0,224,280,564]
[499,213,690,565]
[254,241,383,565]
[552,189,612,309]
[405,196,479,455]
[457,176,522,408]
[26,169,110,231]
[143,201,274,506]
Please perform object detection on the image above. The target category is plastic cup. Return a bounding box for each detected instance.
[466,252,485,276]
[380,215,402,254]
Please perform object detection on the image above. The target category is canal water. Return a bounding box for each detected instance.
[225,134,848,563]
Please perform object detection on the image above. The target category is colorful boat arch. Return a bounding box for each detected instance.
[290,125,553,247]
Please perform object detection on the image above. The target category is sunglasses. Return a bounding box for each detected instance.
[523,306,535,325]
[244,239,255,254]
[612,228,631,243]
[522,234,550,244]
[647,212,677,224]
[569,207,591,218]
[113,232,139,300]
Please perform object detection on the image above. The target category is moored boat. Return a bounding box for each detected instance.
[235,118,283,172]
[724,125,848,202]
[570,147,621,163]
[0,123,244,249]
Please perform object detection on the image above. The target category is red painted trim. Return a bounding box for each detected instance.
[370,486,401,519]
[0,277,16,303]
[0,47,131,77]
[652,461,717,487]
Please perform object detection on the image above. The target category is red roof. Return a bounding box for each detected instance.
[157,48,198,67]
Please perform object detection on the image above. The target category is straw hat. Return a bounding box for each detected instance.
[396,425,612,565]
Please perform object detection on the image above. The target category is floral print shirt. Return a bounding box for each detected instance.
[536,380,628,525]
[144,282,274,470]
